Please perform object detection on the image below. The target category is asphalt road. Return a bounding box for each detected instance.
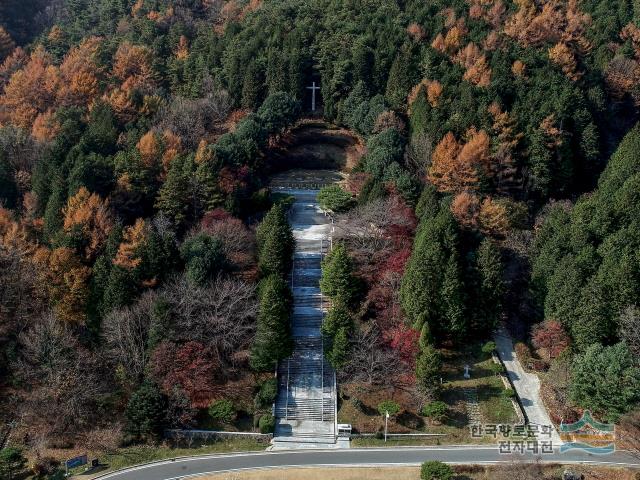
[95,446,640,479]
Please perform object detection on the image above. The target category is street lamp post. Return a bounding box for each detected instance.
[384,410,389,442]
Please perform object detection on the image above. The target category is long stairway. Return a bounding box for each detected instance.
[271,189,339,448]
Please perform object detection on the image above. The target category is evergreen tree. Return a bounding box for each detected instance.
[155,155,195,231]
[320,243,360,307]
[125,382,166,438]
[266,48,287,95]
[241,60,264,110]
[0,153,17,209]
[250,275,293,371]
[571,343,640,422]
[409,86,429,136]
[0,447,26,480]
[180,233,226,286]
[385,47,413,109]
[43,175,67,242]
[416,344,442,395]
[256,204,294,277]
[440,254,466,336]
[474,239,504,334]
[322,302,353,369]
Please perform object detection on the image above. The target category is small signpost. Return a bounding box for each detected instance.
[65,454,87,476]
[306,81,320,111]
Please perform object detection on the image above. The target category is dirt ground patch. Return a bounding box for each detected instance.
[195,464,639,480]
[269,120,364,174]
[199,466,418,480]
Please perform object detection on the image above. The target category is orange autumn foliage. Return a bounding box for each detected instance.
[137,131,160,167]
[455,43,492,87]
[512,60,526,77]
[161,130,182,171]
[104,88,137,122]
[113,218,148,270]
[408,80,443,111]
[0,47,58,129]
[0,47,27,86]
[451,191,481,229]
[31,110,61,143]
[57,37,103,107]
[0,26,16,62]
[549,42,580,81]
[44,247,91,324]
[478,197,509,236]
[407,23,426,42]
[504,0,590,50]
[175,35,189,60]
[427,80,443,107]
[428,129,491,193]
[63,187,113,260]
[112,42,156,93]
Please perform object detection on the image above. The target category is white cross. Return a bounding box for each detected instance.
[306,81,320,111]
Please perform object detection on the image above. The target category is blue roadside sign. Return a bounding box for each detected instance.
[65,454,88,469]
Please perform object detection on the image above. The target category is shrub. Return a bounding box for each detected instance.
[208,399,236,424]
[503,388,516,399]
[351,397,364,412]
[317,184,354,212]
[377,400,401,417]
[488,362,505,375]
[31,456,60,476]
[514,342,531,363]
[0,447,27,480]
[258,414,275,434]
[481,341,496,357]
[255,378,278,408]
[421,401,448,422]
[420,460,453,480]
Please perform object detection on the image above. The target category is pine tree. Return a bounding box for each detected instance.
[475,239,504,334]
[43,175,67,242]
[125,382,166,438]
[256,204,294,277]
[320,243,360,307]
[266,48,287,95]
[250,275,293,371]
[440,254,466,336]
[180,233,226,286]
[409,86,429,137]
[241,60,264,110]
[416,343,442,395]
[385,47,413,109]
[0,153,17,209]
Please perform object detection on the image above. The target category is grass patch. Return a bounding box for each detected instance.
[69,438,267,478]
[337,342,518,446]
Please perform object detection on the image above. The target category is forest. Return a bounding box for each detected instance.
[1,0,640,474]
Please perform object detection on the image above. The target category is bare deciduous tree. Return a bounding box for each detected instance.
[15,312,108,443]
[334,198,414,258]
[102,290,156,384]
[341,323,398,386]
[406,131,433,176]
[161,275,257,366]
[157,90,231,149]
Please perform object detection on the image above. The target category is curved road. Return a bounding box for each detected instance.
[95,446,639,479]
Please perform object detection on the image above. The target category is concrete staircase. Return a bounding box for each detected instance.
[271,189,340,449]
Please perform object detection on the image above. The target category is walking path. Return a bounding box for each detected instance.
[494,326,562,446]
[271,188,341,449]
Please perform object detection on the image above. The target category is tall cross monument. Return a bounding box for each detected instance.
[306,81,320,111]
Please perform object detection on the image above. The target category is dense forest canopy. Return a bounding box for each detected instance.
[1,0,640,468]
